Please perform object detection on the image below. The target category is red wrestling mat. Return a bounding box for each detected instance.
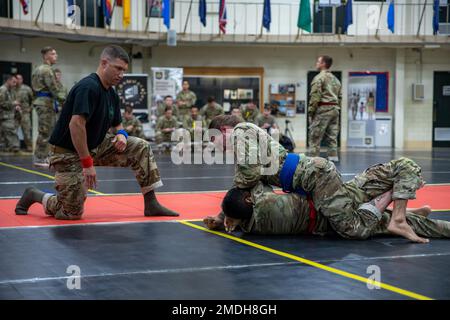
[0,185,449,229]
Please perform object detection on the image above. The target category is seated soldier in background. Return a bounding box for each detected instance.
[122,105,146,139]
[155,106,178,145]
[256,105,278,133]
[183,105,205,142]
[203,182,450,240]
[240,100,260,124]
[157,95,179,119]
[201,96,224,127]
[231,106,244,121]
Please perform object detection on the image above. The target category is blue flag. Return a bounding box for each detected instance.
[199,0,207,27]
[387,0,395,33]
[263,0,271,31]
[433,0,440,34]
[163,0,171,29]
[343,0,353,33]
[67,0,75,17]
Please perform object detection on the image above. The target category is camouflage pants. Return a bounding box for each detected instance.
[318,157,424,239]
[178,107,190,121]
[0,118,20,151]
[34,104,56,160]
[44,134,163,220]
[374,210,450,238]
[308,109,339,157]
[155,132,172,144]
[16,107,32,149]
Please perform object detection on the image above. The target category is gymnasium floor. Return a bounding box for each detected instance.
[0,148,449,300]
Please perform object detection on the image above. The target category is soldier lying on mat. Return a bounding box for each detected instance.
[203,182,450,239]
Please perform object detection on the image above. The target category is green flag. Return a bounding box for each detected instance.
[297,0,312,32]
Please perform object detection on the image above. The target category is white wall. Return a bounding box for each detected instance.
[1,35,449,149]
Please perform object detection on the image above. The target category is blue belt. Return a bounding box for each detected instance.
[36,92,59,113]
[279,153,308,196]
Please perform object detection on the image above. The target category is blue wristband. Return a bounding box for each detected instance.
[117,129,129,140]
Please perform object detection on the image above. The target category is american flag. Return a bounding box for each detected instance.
[219,0,227,34]
[20,0,29,15]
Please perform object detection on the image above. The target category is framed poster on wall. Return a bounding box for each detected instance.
[116,74,148,110]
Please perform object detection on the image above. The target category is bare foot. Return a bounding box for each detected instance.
[410,205,432,218]
[387,218,429,243]
[203,216,224,230]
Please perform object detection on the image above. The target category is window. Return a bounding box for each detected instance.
[73,0,105,28]
[0,0,13,18]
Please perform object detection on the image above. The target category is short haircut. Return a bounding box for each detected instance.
[209,115,244,130]
[221,187,253,220]
[5,74,15,81]
[320,55,333,68]
[207,96,215,103]
[264,104,271,111]
[54,68,62,74]
[191,105,199,110]
[15,74,23,79]
[41,46,55,56]
[182,80,189,84]
[164,95,173,101]
[165,106,173,113]
[125,106,133,113]
[101,45,130,64]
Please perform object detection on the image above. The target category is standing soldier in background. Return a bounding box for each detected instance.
[176,80,196,121]
[54,68,68,118]
[241,100,260,124]
[122,105,146,139]
[0,75,21,153]
[308,55,342,162]
[200,96,224,127]
[14,74,34,152]
[32,47,66,167]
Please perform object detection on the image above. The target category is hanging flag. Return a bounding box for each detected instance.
[387,0,395,33]
[343,0,353,33]
[19,0,29,15]
[67,0,75,17]
[262,0,271,31]
[297,0,311,33]
[433,0,440,34]
[123,0,131,28]
[162,0,171,29]
[102,0,113,26]
[199,0,207,27]
[219,0,227,34]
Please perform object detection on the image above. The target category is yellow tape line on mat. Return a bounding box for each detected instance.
[179,220,433,301]
[0,162,104,195]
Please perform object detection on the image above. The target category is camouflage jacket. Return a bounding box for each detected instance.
[157,103,179,118]
[239,182,329,235]
[156,115,178,135]
[176,90,197,111]
[240,106,260,124]
[256,114,277,129]
[201,103,224,122]
[14,84,34,110]
[183,115,206,134]
[0,85,16,120]
[309,70,342,115]
[231,122,288,189]
[32,63,66,106]
[122,115,145,138]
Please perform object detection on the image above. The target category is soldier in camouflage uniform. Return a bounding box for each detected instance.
[157,95,179,118]
[209,116,428,243]
[256,105,278,133]
[54,68,69,119]
[308,55,342,162]
[14,74,34,152]
[122,106,146,139]
[0,75,21,153]
[231,106,245,122]
[203,182,450,239]
[15,45,179,220]
[200,96,224,127]
[240,100,260,124]
[176,80,197,121]
[31,47,66,166]
[156,107,178,144]
[183,106,205,142]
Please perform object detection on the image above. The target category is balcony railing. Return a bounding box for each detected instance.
[1,0,449,44]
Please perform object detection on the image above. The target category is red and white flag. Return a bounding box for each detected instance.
[219,0,227,34]
[20,0,30,15]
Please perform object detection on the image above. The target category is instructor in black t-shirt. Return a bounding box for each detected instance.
[15,45,179,220]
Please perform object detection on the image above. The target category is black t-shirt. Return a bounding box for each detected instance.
[49,73,122,151]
